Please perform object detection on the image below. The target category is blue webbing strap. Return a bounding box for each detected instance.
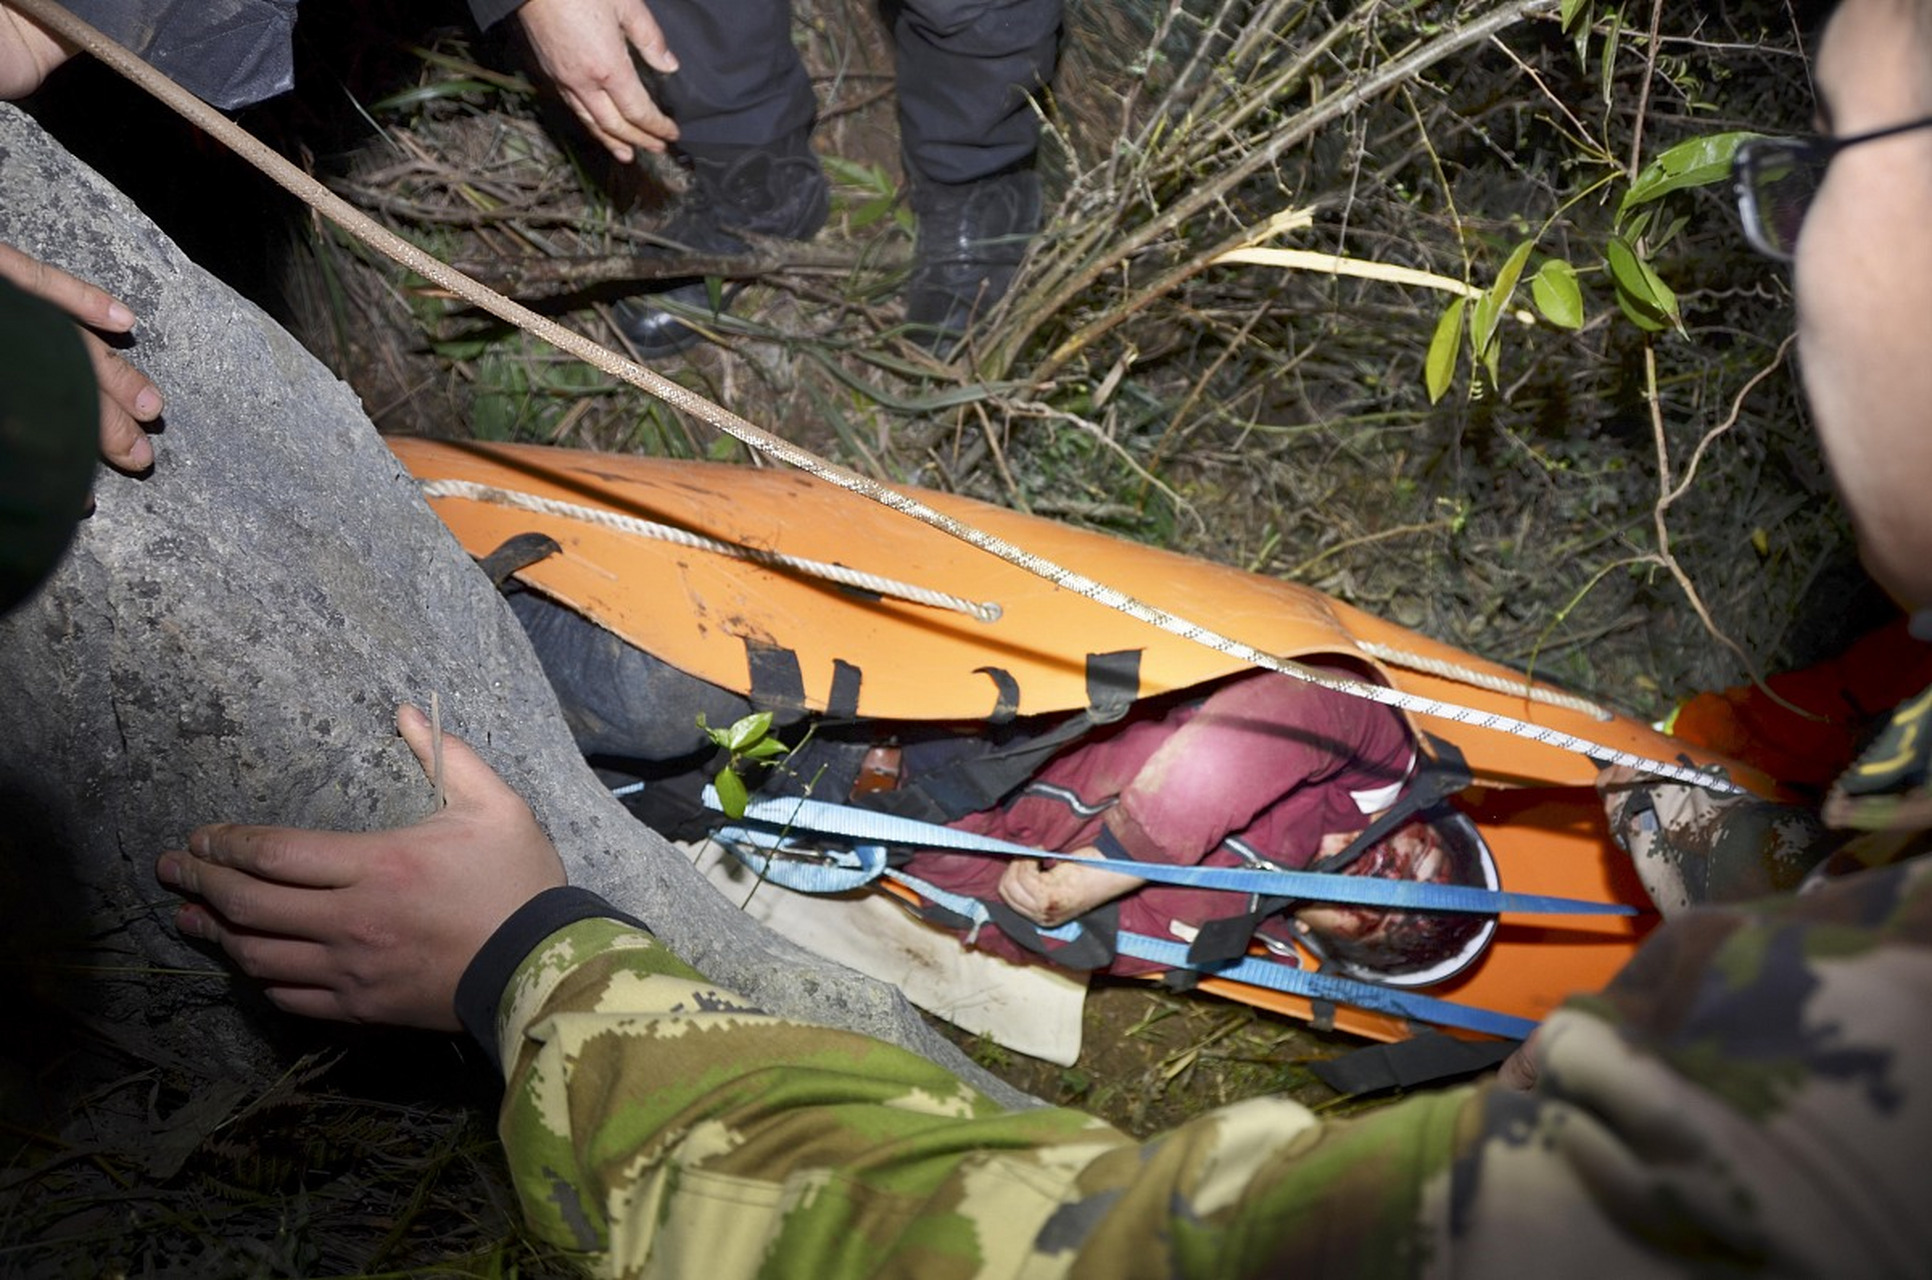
[713,791,1635,917]
[711,832,888,894]
[1113,935,1538,1039]
[877,859,1540,1040]
[711,822,1544,1038]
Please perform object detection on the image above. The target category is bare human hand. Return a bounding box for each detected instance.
[998,850,1146,928]
[0,241,160,472]
[155,705,568,1031]
[1497,1029,1541,1091]
[516,0,680,163]
[0,1,74,99]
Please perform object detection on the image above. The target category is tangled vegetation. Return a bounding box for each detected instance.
[276,0,1847,712]
[5,1,1852,1275]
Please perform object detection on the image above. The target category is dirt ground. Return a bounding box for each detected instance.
[3,0,1863,1274]
[931,979,1361,1136]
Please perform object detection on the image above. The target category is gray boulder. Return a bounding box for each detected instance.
[0,102,1022,1106]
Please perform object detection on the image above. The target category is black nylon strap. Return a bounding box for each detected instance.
[1309,1031,1520,1095]
[455,886,648,1075]
[1184,736,1474,967]
[744,639,809,713]
[982,899,1122,972]
[1187,911,1267,968]
[1308,736,1473,876]
[862,649,1145,822]
[475,531,560,588]
[879,714,1092,819]
[825,659,864,718]
[1083,649,1141,722]
[976,665,1021,723]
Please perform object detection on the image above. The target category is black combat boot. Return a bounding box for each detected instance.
[613,135,830,358]
[904,165,1043,355]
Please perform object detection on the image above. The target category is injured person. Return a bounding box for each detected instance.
[508,590,1495,986]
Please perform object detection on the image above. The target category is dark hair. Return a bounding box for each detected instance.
[1304,813,1490,977]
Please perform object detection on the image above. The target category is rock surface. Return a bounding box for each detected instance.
[0,102,1022,1105]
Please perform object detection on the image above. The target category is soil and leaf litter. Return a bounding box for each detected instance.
[2,0,1847,1275]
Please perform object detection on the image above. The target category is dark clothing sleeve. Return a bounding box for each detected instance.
[481,856,1932,1276]
[467,0,527,32]
[57,0,298,109]
[455,884,644,1071]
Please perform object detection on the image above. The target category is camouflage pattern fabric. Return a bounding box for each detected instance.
[1596,765,1840,915]
[1827,681,1932,835]
[1597,681,1932,917]
[486,851,1932,1278]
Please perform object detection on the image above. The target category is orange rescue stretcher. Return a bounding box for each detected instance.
[388,437,1776,1044]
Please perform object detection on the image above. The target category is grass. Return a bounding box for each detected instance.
[2,993,581,1278]
[281,0,1854,710]
[9,0,1855,1272]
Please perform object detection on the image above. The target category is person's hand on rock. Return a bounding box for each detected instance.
[156,704,568,1031]
[0,241,161,472]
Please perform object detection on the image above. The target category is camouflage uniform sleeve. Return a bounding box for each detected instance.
[474,862,1932,1279]
[1596,765,1841,914]
[1431,854,1932,1277]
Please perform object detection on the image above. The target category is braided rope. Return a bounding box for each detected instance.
[419,477,1001,621]
[1351,640,1614,721]
[26,0,1735,794]
[437,478,1612,720]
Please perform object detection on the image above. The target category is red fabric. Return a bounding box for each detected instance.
[902,666,1414,974]
[1669,616,1932,792]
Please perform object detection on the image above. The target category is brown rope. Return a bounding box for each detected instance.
[11,0,1734,792]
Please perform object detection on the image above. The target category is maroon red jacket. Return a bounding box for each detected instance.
[901,666,1415,973]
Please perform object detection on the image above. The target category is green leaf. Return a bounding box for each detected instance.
[1649,213,1690,255]
[723,711,774,753]
[1530,259,1584,330]
[1599,7,1622,104]
[1613,288,1669,332]
[820,155,897,197]
[1425,296,1467,404]
[470,394,521,441]
[1471,238,1534,359]
[848,195,895,230]
[369,80,505,114]
[697,712,727,749]
[1559,0,1591,31]
[1620,132,1759,218]
[429,337,495,361]
[714,767,750,819]
[1604,236,1679,326]
[741,737,789,761]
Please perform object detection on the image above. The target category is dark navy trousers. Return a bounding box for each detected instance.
[647,0,1061,184]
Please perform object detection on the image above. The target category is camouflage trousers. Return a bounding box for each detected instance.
[485,855,1932,1279]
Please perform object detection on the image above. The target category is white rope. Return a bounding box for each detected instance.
[419,477,1001,622]
[1352,640,1614,721]
[441,478,1616,722]
[26,0,1736,795]
[854,518,1738,792]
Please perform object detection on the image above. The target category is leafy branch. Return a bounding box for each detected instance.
[698,711,790,818]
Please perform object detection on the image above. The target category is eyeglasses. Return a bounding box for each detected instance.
[1732,115,1932,261]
